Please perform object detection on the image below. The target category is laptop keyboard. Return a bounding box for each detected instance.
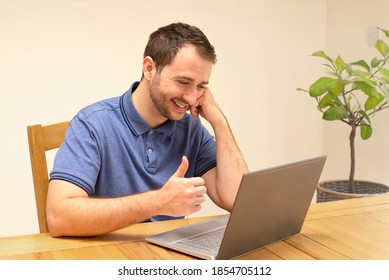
[174,227,226,255]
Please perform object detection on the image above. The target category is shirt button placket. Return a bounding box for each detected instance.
[146,130,157,170]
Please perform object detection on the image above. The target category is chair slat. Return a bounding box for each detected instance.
[27,121,70,233]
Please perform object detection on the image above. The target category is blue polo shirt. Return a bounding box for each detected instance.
[50,82,217,221]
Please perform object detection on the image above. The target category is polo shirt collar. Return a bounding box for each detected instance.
[120,82,176,136]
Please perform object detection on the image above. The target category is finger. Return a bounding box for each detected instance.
[192,185,207,196]
[172,156,189,178]
[189,105,199,120]
[194,194,206,206]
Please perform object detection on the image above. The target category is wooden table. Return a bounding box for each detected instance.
[1,194,389,260]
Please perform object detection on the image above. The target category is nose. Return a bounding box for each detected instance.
[183,86,199,106]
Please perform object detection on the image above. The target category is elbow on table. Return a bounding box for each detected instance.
[46,211,67,237]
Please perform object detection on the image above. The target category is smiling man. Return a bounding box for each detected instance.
[47,22,248,237]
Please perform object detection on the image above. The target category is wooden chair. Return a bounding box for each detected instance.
[27,121,70,233]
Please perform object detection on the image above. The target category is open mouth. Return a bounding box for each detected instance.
[173,99,189,111]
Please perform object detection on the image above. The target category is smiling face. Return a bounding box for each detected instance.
[147,45,213,122]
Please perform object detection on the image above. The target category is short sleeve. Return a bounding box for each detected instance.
[49,115,101,195]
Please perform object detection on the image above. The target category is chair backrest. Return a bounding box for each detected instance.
[27,121,70,233]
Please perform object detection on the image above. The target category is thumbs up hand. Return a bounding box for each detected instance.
[172,155,190,178]
[157,156,207,217]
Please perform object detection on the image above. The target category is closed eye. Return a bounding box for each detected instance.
[178,80,190,85]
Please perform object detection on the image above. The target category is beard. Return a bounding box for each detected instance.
[149,74,186,121]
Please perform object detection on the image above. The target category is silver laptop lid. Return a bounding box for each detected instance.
[216,155,326,259]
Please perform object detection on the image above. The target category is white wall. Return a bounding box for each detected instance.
[0,0,327,237]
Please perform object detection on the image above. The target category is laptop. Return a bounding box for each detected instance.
[146,155,326,260]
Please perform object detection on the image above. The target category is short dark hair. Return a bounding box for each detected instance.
[144,22,217,73]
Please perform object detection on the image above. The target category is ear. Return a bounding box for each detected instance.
[143,56,155,81]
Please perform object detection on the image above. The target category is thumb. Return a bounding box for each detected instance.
[173,156,189,178]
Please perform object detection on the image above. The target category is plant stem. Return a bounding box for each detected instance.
[349,123,356,193]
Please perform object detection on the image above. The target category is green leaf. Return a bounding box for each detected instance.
[318,93,336,109]
[335,56,346,73]
[323,106,348,121]
[358,109,371,121]
[371,57,381,68]
[330,80,346,95]
[360,124,372,140]
[365,95,384,111]
[376,39,389,57]
[311,51,333,63]
[350,69,370,78]
[309,77,338,97]
[351,60,370,72]
[344,64,353,75]
[328,91,344,106]
[378,68,389,84]
[379,67,389,78]
[354,80,380,98]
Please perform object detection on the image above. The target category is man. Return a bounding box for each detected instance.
[47,22,248,237]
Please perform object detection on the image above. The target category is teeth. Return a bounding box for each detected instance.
[173,100,187,109]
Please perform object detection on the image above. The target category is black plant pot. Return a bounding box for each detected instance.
[316,180,389,203]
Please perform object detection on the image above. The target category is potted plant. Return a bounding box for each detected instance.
[298,27,389,202]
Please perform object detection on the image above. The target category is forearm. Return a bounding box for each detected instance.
[212,114,248,210]
[47,181,162,237]
[47,170,206,237]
